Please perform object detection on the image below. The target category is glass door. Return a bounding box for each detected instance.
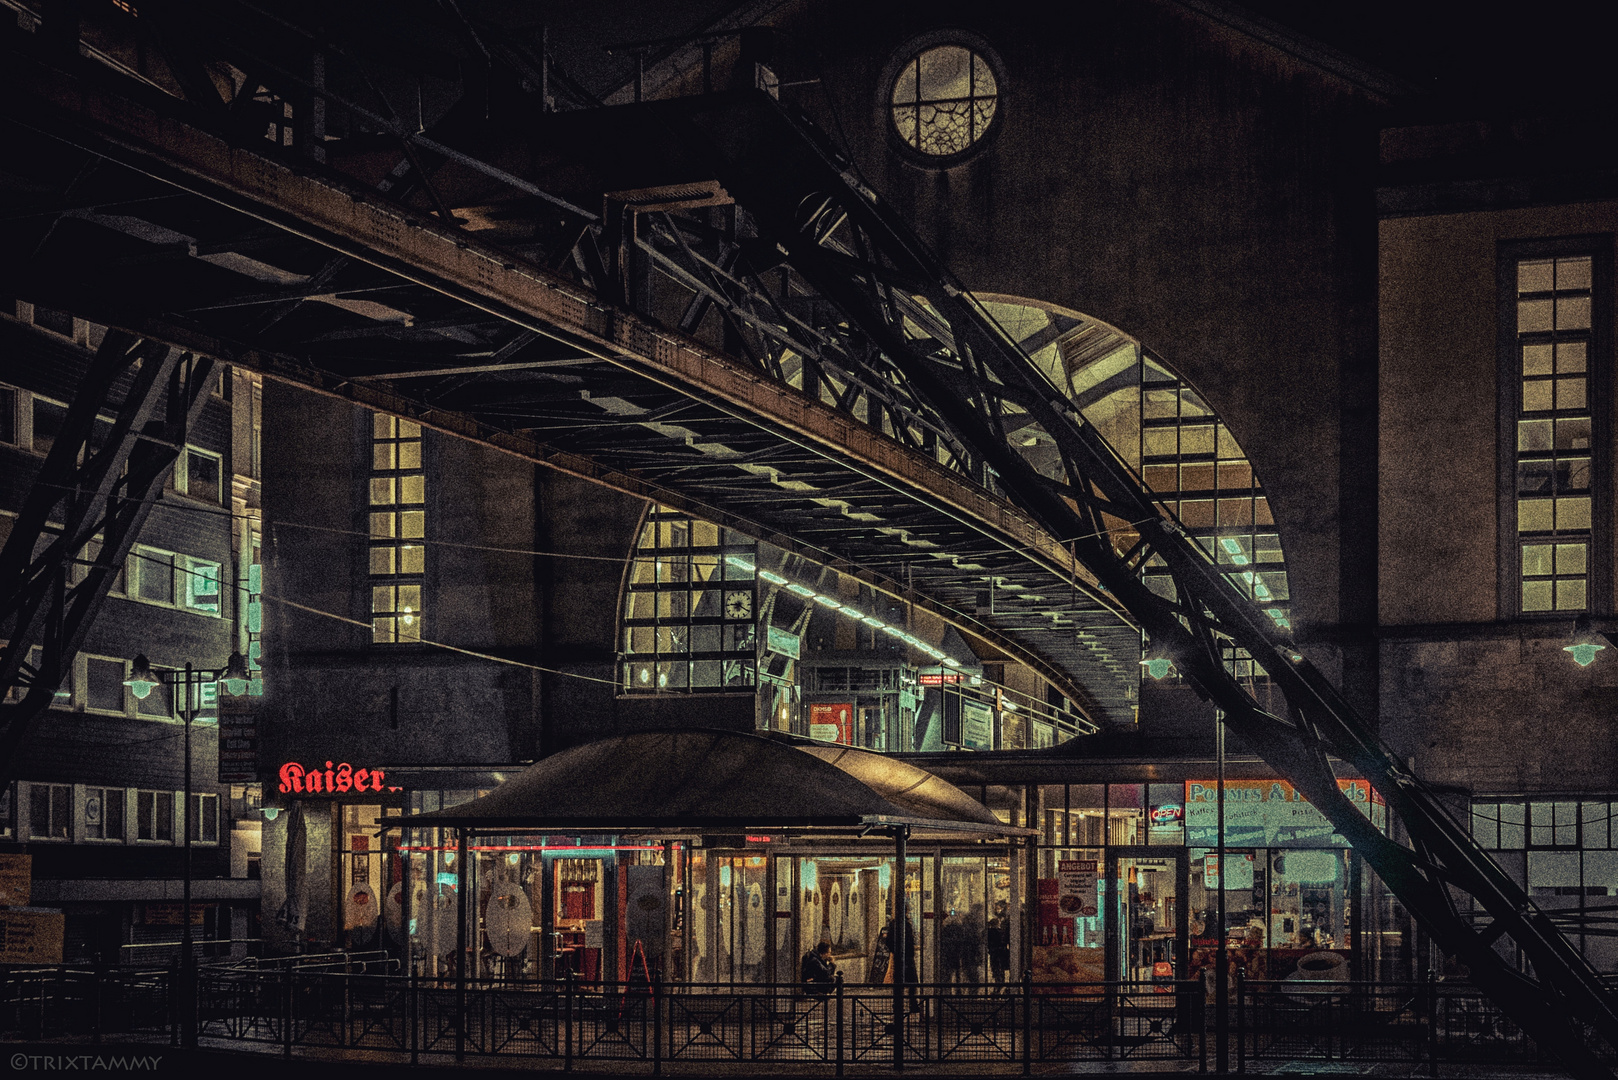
[1106,848,1187,984]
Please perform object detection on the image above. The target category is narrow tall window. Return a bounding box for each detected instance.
[1513,254,1596,613]
[369,414,425,643]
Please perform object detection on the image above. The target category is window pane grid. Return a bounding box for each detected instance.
[1138,362,1291,640]
[369,415,425,643]
[621,508,757,692]
[1516,256,1594,612]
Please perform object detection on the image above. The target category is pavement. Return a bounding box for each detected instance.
[0,1041,1580,1080]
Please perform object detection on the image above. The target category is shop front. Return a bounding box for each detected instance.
[1019,775,1390,993]
[395,730,1032,989]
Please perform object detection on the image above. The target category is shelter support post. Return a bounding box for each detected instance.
[893,823,908,1070]
[456,828,468,1062]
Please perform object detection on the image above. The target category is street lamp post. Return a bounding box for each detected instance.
[126,651,249,1051]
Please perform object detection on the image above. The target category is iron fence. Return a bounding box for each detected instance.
[24,963,1614,1073]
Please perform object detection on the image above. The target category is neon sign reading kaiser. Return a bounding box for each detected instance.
[278,761,398,795]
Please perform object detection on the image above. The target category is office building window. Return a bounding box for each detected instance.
[84,655,127,715]
[28,782,71,840]
[1474,798,1618,969]
[1515,255,1595,612]
[0,384,16,445]
[173,446,224,505]
[369,414,426,643]
[621,507,758,692]
[85,787,125,841]
[136,790,175,842]
[31,396,66,457]
[189,793,219,844]
[181,556,222,615]
[130,546,176,605]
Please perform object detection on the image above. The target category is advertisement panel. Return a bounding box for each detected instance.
[0,909,64,964]
[0,854,30,906]
[961,700,994,750]
[808,703,852,744]
[1056,859,1099,917]
[1185,779,1384,848]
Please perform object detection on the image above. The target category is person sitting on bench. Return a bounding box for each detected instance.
[801,941,837,994]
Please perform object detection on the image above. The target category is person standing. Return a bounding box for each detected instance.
[883,915,921,1011]
[986,900,1012,990]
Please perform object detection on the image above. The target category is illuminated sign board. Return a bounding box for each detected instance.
[1185,779,1384,848]
[278,761,400,795]
[918,674,963,685]
[808,703,852,744]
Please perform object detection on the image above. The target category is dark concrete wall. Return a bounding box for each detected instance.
[1378,201,1618,792]
[773,0,1383,710]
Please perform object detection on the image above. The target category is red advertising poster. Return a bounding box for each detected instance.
[808,703,852,744]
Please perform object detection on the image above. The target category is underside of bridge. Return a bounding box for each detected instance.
[2,3,1618,1076]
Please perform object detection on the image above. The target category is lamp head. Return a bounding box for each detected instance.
[1566,614,1609,668]
[124,654,160,700]
[221,651,250,696]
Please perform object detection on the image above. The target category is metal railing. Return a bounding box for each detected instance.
[21,965,1612,1072]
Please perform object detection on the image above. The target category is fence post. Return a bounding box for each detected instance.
[282,966,293,1059]
[1235,966,1245,1074]
[169,963,180,1048]
[564,969,574,1071]
[836,973,845,1077]
[92,965,103,1044]
[409,961,419,1067]
[652,972,662,1076]
[1022,969,1033,1076]
[1427,971,1439,1079]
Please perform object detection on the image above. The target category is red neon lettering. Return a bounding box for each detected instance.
[278,762,305,794]
[275,761,389,795]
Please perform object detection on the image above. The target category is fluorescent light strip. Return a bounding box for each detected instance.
[744,563,970,668]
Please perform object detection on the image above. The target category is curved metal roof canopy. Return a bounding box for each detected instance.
[405,730,1028,837]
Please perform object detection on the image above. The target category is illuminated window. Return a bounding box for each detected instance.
[620,507,757,692]
[369,414,426,643]
[1511,252,1598,614]
[889,42,1000,160]
[1137,361,1288,678]
[1473,797,1618,969]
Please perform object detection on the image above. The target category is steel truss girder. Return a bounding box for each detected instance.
[0,332,215,789]
[18,55,1609,1072]
[0,40,1136,726]
[17,25,1595,1063]
[672,96,1618,1078]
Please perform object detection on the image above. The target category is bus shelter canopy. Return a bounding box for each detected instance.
[402,729,1030,837]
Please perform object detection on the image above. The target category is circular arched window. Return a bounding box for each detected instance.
[888,42,1000,162]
